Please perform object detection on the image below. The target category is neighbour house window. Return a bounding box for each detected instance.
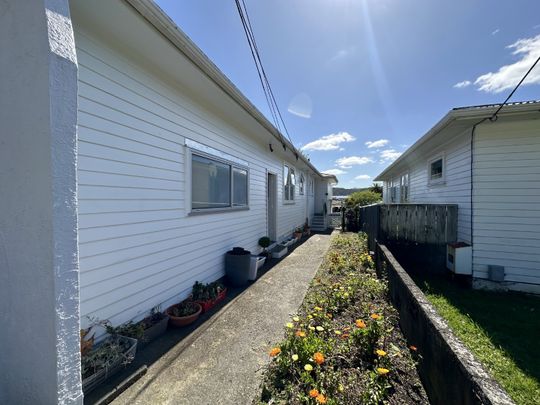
[400,173,409,202]
[284,164,296,202]
[390,185,397,203]
[429,155,445,184]
[191,153,248,211]
[299,173,305,195]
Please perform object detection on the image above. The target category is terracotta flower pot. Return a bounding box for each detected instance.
[294,232,302,240]
[166,303,202,327]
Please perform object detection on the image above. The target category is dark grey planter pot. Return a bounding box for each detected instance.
[138,315,169,348]
[225,247,251,286]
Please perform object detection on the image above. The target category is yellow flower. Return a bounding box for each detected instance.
[316,394,327,404]
[377,367,390,375]
[292,316,300,322]
[371,313,381,320]
[376,349,387,357]
[314,306,323,311]
[286,322,294,329]
[313,352,325,365]
[338,384,344,392]
[309,389,319,398]
[316,326,324,332]
[269,347,281,357]
[355,319,366,328]
[304,364,313,371]
[334,330,342,335]
[307,315,313,319]
[292,354,299,361]
[309,326,315,331]
[343,292,349,298]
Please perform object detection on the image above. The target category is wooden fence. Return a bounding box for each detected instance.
[355,204,458,250]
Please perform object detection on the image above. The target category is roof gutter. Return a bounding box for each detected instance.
[124,0,325,178]
[374,102,540,181]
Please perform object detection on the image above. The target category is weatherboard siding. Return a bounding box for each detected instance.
[472,120,540,288]
[383,129,472,244]
[76,32,311,326]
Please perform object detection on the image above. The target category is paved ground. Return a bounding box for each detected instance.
[113,233,333,405]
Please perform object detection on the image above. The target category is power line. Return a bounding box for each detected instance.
[490,54,540,121]
[234,0,294,146]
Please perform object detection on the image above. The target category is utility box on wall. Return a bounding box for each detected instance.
[447,242,472,275]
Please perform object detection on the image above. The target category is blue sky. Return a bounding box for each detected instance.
[156,0,540,188]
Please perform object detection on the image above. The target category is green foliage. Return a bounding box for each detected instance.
[259,236,271,249]
[416,275,540,405]
[169,301,200,317]
[105,320,144,340]
[81,336,134,379]
[258,233,425,404]
[369,183,383,195]
[192,281,225,302]
[345,190,381,208]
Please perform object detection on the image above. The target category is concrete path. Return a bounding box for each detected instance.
[114,233,333,405]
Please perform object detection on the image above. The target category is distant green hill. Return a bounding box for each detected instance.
[332,187,369,197]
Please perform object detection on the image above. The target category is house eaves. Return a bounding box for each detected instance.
[374,100,540,181]
[124,0,325,179]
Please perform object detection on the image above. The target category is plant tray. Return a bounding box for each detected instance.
[195,288,228,313]
[271,244,288,259]
[82,335,138,394]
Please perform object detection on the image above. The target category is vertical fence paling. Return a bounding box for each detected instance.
[355,204,458,248]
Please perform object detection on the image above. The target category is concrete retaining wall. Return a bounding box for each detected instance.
[375,243,514,405]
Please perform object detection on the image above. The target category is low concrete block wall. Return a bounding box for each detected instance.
[375,243,514,405]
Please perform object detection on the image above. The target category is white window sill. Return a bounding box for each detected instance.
[283,201,296,205]
[188,206,249,216]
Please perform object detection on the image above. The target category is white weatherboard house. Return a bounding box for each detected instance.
[0,0,336,402]
[375,101,540,295]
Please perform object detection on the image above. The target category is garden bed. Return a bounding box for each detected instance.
[256,233,428,404]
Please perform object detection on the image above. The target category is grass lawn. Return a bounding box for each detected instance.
[413,274,540,405]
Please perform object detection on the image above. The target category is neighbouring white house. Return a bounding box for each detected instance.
[375,100,540,295]
[0,0,337,403]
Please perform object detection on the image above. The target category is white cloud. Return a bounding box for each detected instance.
[301,131,356,151]
[492,28,500,36]
[328,46,356,64]
[474,34,540,93]
[380,149,402,162]
[453,80,472,89]
[365,139,389,149]
[322,168,346,176]
[355,174,371,180]
[336,156,373,169]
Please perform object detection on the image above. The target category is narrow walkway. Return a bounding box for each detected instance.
[114,233,333,405]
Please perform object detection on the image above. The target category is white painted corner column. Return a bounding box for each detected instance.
[0,1,82,403]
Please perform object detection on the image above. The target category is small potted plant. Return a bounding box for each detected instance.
[258,236,271,259]
[166,300,202,327]
[192,281,227,313]
[294,226,303,240]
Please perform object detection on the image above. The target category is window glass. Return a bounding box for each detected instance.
[284,165,295,201]
[430,159,443,180]
[192,155,231,209]
[233,167,248,207]
[299,173,305,195]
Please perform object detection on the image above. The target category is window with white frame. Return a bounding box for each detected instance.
[428,155,445,185]
[191,153,248,211]
[284,164,296,202]
[400,173,409,202]
[299,173,305,195]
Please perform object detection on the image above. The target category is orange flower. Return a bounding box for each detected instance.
[341,333,350,339]
[316,394,327,404]
[313,352,325,365]
[370,313,381,320]
[410,345,418,351]
[343,326,351,331]
[355,319,366,328]
[309,389,319,398]
[269,347,281,357]
[295,330,306,338]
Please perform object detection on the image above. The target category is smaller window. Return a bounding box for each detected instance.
[400,173,409,202]
[428,155,445,185]
[284,164,296,202]
[299,173,305,195]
